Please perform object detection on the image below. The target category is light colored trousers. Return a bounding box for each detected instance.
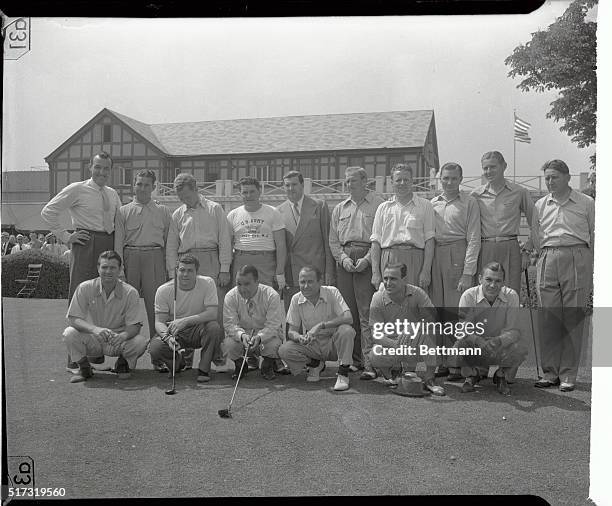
[536,245,592,384]
[63,327,148,369]
[278,324,356,375]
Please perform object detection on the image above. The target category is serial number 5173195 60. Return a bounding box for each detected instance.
[8,487,66,497]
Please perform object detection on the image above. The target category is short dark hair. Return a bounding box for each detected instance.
[391,163,413,178]
[177,253,200,272]
[384,262,407,279]
[481,151,506,166]
[237,264,259,281]
[239,176,261,191]
[440,162,463,178]
[98,250,122,267]
[481,261,505,279]
[283,171,304,185]
[299,265,322,281]
[135,169,157,184]
[541,159,570,175]
[92,151,113,168]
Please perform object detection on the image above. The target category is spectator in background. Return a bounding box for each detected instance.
[583,169,596,200]
[29,232,43,249]
[1,232,11,255]
[42,233,67,256]
[11,234,30,253]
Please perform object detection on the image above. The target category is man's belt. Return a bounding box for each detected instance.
[435,238,467,246]
[383,243,423,251]
[342,241,371,248]
[481,235,517,243]
[235,249,275,256]
[183,247,218,253]
[542,243,589,250]
[125,245,163,251]
[76,228,113,235]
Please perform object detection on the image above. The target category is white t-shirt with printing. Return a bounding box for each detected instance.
[227,204,285,251]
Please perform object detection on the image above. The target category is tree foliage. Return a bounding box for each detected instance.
[505,0,597,151]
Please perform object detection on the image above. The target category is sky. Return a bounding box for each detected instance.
[1,1,597,181]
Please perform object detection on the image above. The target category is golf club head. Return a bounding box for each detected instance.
[165,389,177,395]
[218,408,232,418]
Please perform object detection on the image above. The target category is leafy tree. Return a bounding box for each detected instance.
[505,0,597,157]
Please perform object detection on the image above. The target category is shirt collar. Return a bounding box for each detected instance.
[184,195,206,210]
[433,192,462,203]
[343,190,374,207]
[481,178,514,195]
[94,277,124,299]
[297,287,328,305]
[546,187,577,205]
[391,194,416,206]
[132,197,156,209]
[292,195,305,212]
[382,284,415,305]
[475,285,507,304]
[87,178,105,191]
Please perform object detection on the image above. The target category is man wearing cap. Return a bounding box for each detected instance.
[114,170,172,370]
[42,233,68,256]
[166,173,231,368]
[367,263,445,396]
[371,163,436,290]
[329,166,384,380]
[455,262,527,395]
[227,176,287,291]
[62,250,149,383]
[150,254,224,383]
[223,264,284,380]
[279,265,356,391]
[277,170,335,311]
[470,151,534,295]
[42,151,122,374]
[42,151,121,300]
[531,160,594,392]
[11,234,31,254]
[430,162,481,379]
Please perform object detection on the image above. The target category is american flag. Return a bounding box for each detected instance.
[514,114,531,144]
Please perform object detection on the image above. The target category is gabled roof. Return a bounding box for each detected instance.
[47,109,435,160]
[149,110,434,156]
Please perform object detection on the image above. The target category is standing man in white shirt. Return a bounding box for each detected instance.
[10,234,30,254]
[42,151,122,300]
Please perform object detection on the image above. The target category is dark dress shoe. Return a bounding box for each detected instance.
[534,378,560,388]
[446,373,463,382]
[232,359,249,380]
[461,378,476,393]
[495,374,511,395]
[260,357,276,380]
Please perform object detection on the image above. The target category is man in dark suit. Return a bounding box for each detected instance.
[277,171,335,312]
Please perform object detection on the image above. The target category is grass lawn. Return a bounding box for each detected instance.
[2,297,593,503]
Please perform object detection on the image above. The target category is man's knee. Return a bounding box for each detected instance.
[129,334,149,357]
[201,321,223,345]
[63,326,81,344]
[149,336,167,359]
[223,337,244,360]
[278,341,302,362]
[335,324,356,342]
[261,335,282,358]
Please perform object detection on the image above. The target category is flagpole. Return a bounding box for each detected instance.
[513,109,516,182]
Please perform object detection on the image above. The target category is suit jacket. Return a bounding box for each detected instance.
[277,195,335,286]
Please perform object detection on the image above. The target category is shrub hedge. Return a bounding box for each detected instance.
[2,249,69,298]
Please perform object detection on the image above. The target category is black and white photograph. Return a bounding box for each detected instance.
[1,2,610,503]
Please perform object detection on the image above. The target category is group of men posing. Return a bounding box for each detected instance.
[41,150,594,396]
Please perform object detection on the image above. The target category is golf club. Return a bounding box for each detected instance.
[165,267,179,395]
[218,334,253,418]
[524,268,542,380]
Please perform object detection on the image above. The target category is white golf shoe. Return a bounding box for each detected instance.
[306,361,325,382]
[334,374,350,391]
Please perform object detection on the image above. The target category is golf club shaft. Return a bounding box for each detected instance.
[172,266,178,390]
[524,268,542,378]
[227,334,253,410]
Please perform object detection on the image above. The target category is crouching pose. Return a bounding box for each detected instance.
[63,250,148,383]
[367,263,445,396]
[278,266,356,391]
[223,265,284,380]
[455,262,528,395]
[150,255,224,383]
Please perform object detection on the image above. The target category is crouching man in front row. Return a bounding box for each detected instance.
[278,266,356,391]
[63,250,148,383]
[455,262,528,395]
[150,254,224,383]
[367,263,446,396]
[223,265,285,380]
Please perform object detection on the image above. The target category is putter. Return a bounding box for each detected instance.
[165,268,179,395]
[218,335,253,418]
[524,268,542,379]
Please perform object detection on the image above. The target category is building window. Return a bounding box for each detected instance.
[103,125,112,143]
